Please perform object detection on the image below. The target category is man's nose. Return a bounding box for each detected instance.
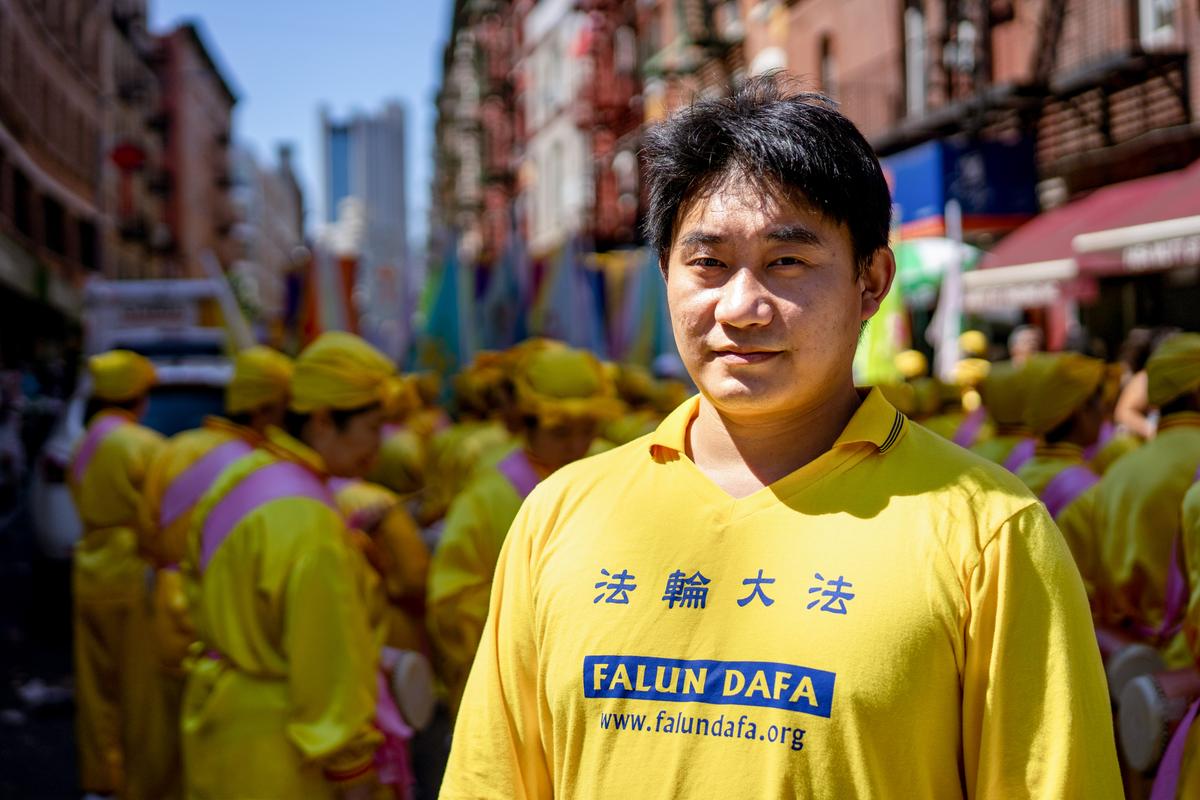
[714,267,773,328]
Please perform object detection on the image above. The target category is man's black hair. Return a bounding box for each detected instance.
[284,402,381,440]
[641,72,892,275]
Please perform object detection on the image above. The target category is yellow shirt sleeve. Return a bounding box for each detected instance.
[441,498,552,799]
[961,504,1120,798]
[1055,484,1098,604]
[281,531,382,774]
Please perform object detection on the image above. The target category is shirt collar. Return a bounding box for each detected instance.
[648,387,906,459]
[264,426,328,476]
[204,415,262,444]
[1159,411,1200,432]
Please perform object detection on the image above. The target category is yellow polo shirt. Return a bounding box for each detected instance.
[442,389,1120,799]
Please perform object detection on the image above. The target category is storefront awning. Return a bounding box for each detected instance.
[980,169,1177,273]
[962,258,1090,312]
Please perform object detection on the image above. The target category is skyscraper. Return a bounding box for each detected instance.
[319,102,411,359]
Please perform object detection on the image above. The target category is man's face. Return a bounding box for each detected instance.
[664,180,893,422]
[312,405,387,478]
[527,415,598,472]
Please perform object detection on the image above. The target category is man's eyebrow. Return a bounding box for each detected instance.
[765,225,822,245]
[676,231,724,249]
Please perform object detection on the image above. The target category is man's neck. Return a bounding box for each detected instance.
[687,383,862,499]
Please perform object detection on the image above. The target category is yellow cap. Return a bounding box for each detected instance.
[895,349,928,380]
[88,350,156,403]
[514,346,622,425]
[952,357,991,388]
[372,428,426,495]
[226,346,293,415]
[959,330,988,358]
[1022,352,1107,435]
[290,332,396,413]
[978,360,1026,427]
[1147,333,1200,407]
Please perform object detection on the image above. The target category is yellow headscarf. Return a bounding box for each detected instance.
[88,350,156,402]
[978,360,1026,428]
[1022,352,1106,435]
[372,428,426,496]
[226,346,293,414]
[514,346,622,425]
[1147,332,1200,408]
[290,332,396,413]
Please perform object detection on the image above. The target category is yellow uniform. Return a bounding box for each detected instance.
[443,390,1120,798]
[68,409,165,794]
[1089,431,1141,475]
[427,454,529,714]
[181,429,381,798]
[334,478,432,653]
[971,430,1028,466]
[126,418,259,800]
[1091,412,1200,660]
[422,419,515,523]
[1177,477,1200,799]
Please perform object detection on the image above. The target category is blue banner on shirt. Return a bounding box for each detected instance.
[583,655,836,718]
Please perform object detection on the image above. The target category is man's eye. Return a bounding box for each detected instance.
[690,257,724,268]
[771,256,806,267]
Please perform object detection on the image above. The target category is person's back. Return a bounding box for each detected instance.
[67,351,164,797]
[440,75,1120,799]
[1091,334,1200,660]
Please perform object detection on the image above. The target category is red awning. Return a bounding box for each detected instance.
[980,169,1181,271]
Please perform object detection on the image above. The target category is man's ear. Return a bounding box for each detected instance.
[859,247,896,322]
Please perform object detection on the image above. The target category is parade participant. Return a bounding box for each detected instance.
[1008,324,1042,366]
[1162,471,1200,799]
[426,345,618,716]
[1015,353,1107,596]
[970,360,1031,466]
[1086,365,1142,476]
[441,76,1119,798]
[127,346,292,800]
[1092,333,1200,667]
[181,332,394,799]
[333,476,431,654]
[67,350,164,798]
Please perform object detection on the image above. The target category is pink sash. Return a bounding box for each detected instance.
[952,407,988,448]
[198,461,335,572]
[1040,465,1099,519]
[1150,698,1200,800]
[70,415,129,484]
[1002,437,1036,473]
[497,449,540,499]
[159,439,254,528]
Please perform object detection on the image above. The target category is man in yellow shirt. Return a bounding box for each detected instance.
[441,76,1120,798]
[181,332,393,799]
[1091,333,1200,662]
[427,345,618,716]
[67,350,165,798]
[1015,353,1107,594]
[128,346,292,800]
[970,360,1031,466]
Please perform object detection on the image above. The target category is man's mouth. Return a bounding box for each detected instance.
[712,349,781,365]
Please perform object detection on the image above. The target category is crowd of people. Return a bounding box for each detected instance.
[61,74,1200,800]
[66,332,687,799]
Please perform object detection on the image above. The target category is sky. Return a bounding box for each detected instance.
[151,0,452,246]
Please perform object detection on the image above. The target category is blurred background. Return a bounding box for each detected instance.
[2,0,1200,795]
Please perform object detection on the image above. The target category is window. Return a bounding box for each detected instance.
[1140,0,1179,48]
[818,36,836,98]
[43,196,65,255]
[904,4,927,116]
[12,169,32,238]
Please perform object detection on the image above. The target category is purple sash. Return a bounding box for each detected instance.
[1150,697,1200,800]
[70,415,129,484]
[952,407,988,448]
[1132,533,1189,642]
[1002,437,1036,473]
[1040,465,1099,519]
[497,450,540,500]
[1082,421,1115,461]
[159,439,254,529]
[198,461,335,572]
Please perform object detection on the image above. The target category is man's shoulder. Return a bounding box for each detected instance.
[890,420,1039,514]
